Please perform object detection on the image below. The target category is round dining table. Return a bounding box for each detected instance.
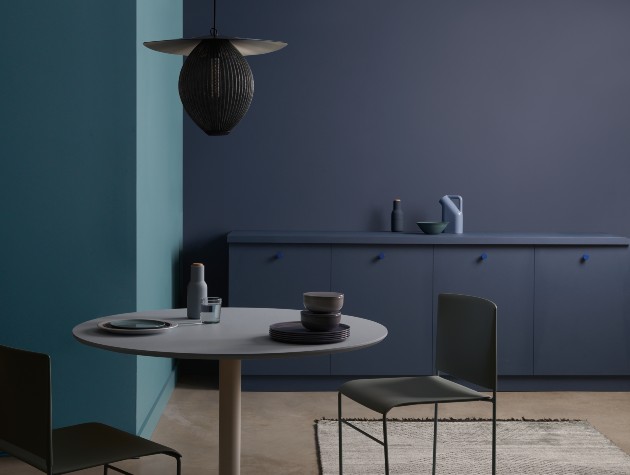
[72,307,388,475]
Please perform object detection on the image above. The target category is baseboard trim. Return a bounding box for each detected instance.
[241,375,630,392]
[137,364,177,438]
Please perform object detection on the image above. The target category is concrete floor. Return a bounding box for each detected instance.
[1,376,629,474]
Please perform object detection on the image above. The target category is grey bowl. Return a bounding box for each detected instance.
[300,310,341,331]
[416,221,449,235]
[303,291,344,313]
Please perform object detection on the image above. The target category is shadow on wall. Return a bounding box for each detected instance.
[183,235,230,305]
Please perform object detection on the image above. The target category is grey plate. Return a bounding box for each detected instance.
[109,319,168,329]
[269,322,350,344]
[269,331,349,340]
[98,319,178,335]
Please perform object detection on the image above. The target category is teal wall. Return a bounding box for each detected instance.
[0,1,182,435]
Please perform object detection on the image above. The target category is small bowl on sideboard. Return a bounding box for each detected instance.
[416,221,449,235]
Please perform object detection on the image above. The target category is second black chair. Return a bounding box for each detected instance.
[338,293,497,474]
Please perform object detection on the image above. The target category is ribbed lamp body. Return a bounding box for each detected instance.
[179,39,254,135]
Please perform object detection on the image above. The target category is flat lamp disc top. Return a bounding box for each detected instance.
[143,36,287,56]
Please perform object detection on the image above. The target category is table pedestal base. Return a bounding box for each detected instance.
[219,359,241,475]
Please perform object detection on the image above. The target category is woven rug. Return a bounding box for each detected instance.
[316,419,630,474]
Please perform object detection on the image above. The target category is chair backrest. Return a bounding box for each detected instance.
[435,293,497,391]
[0,344,52,472]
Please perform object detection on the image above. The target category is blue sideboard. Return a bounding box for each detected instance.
[228,231,630,390]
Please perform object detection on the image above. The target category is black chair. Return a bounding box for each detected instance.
[338,293,497,474]
[0,344,182,475]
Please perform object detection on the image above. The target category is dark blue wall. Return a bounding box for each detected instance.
[183,0,630,299]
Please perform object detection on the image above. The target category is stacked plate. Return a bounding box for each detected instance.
[269,321,350,344]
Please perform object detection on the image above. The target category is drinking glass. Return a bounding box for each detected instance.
[200,297,222,324]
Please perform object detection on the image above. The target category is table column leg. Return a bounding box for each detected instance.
[219,359,241,475]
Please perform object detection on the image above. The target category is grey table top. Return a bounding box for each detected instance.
[72,307,388,360]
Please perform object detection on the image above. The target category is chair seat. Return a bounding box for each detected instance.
[51,422,180,474]
[340,375,492,415]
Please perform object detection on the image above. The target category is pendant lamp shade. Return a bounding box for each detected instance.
[143,0,286,136]
[179,39,254,136]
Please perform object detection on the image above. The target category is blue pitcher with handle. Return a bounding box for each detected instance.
[439,195,463,234]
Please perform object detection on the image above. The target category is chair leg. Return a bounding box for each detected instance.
[102,464,134,475]
[432,403,438,475]
[176,455,182,475]
[104,465,108,475]
[338,392,343,475]
[382,414,389,475]
[492,398,497,475]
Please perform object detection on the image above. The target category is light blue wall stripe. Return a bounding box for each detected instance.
[136,0,183,436]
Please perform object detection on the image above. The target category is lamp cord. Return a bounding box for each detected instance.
[210,0,218,37]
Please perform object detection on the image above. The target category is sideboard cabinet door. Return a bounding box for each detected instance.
[534,247,630,375]
[229,244,332,375]
[330,245,434,376]
[433,246,535,375]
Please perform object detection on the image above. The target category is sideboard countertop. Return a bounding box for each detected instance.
[227,230,630,246]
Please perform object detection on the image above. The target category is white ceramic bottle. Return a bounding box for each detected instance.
[187,263,207,319]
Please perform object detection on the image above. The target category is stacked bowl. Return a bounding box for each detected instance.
[301,292,344,331]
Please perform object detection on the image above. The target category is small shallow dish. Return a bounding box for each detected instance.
[98,319,178,335]
[416,221,449,234]
[303,291,344,313]
[109,319,168,330]
[300,310,341,331]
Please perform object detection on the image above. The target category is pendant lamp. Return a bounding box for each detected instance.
[144,0,286,136]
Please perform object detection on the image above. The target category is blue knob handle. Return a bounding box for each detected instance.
[582,254,590,262]
[275,251,284,260]
[480,252,488,261]
[377,252,385,260]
